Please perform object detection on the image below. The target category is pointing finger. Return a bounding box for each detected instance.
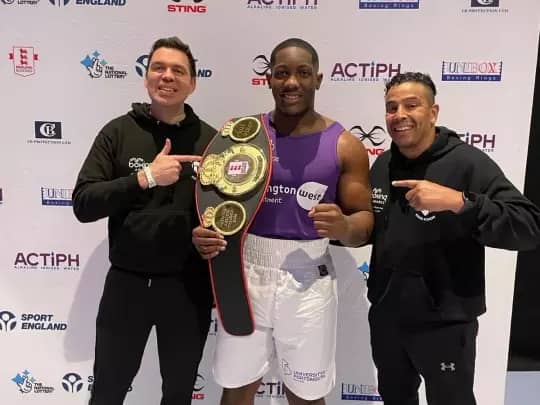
[392,180,420,189]
[170,155,202,163]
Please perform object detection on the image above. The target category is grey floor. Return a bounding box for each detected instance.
[505,372,540,405]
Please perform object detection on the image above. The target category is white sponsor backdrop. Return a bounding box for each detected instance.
[0,1,539,404]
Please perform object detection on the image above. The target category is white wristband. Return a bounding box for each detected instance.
[143,165,157,189]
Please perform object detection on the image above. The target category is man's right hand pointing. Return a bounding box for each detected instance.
[147,138,202,186]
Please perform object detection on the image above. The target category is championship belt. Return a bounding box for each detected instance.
[195,115,272,336]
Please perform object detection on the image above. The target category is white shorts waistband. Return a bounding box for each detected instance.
[243,234,330,268]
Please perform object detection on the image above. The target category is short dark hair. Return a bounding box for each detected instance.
[385,72,437,104]
[147,36,197,77]
[270,38,319,71]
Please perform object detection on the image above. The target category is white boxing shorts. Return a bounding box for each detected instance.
[213,234,338,400]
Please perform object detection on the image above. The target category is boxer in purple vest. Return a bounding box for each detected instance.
[192,38,373,405]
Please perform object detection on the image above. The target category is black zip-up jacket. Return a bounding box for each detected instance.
[73,103,216,275]
[368,126,540,320]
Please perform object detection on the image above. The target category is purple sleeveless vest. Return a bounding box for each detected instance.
[249,113,343,240]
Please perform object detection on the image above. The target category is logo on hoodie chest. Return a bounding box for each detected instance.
[371,188,388,214]
[127,157,149,173]
[415,209,436,222]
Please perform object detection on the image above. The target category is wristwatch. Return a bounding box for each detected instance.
[143,165,157,189]
[461,190,475,211]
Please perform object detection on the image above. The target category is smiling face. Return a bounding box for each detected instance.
[144,47,196,111]
[384,81,439,159]
[267,46,322,117]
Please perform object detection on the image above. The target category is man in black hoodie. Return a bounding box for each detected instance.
[368,72,540,405]
[72,37,216,405]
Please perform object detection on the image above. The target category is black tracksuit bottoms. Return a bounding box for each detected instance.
[368,272,478,405]
[89,266,212,405]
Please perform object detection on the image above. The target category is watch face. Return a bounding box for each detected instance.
[461,191,476,212]
[463,191,475,202]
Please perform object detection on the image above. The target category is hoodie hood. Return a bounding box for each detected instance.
[128,102,200,128]
[387,126,467,221]
[390,126,464,168]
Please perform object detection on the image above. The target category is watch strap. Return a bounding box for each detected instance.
[143,165,157,188]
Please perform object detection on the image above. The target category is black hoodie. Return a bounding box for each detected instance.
[368,126,540,320]
[73,103,216,275]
